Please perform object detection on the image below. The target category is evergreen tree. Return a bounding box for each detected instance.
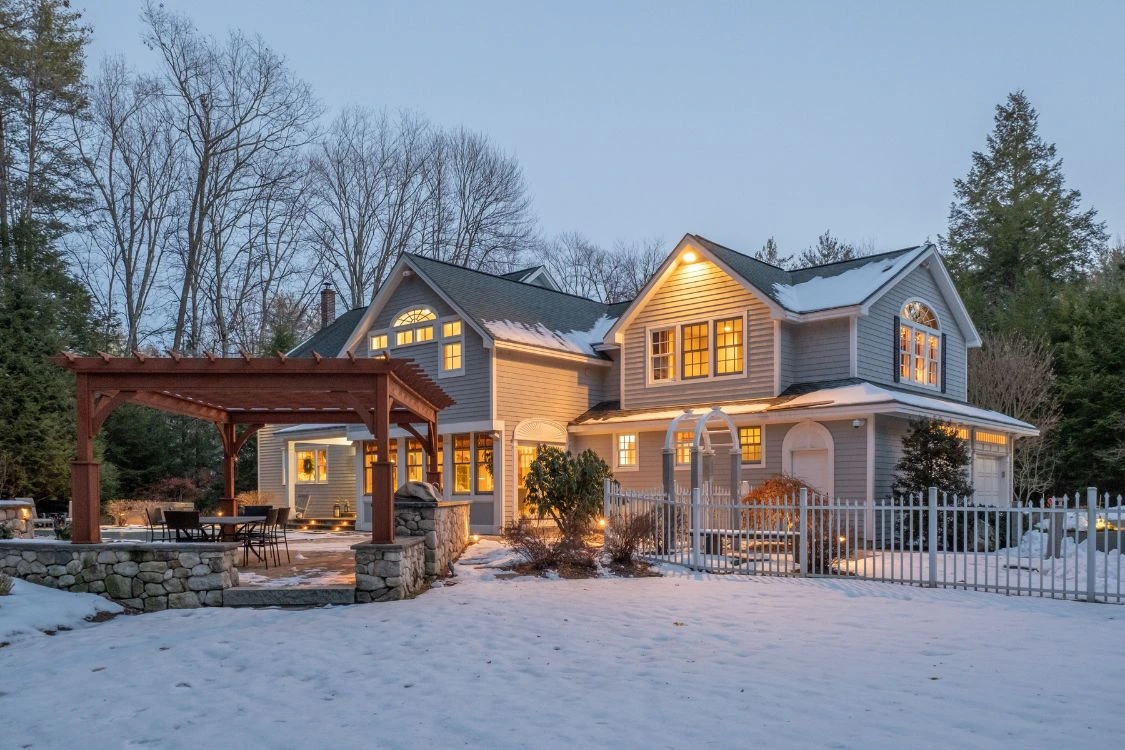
[753,236,792,268]
[943,91,1107,330]
[795,230,858,268]
[0,220,98,500]
[892,418,973,496]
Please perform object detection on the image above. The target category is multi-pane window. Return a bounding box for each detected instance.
[452,434,471,494]
[362,441,401,493]
[899,301,940,389]
[681,323,710,379]
[393,307,436,347]
[388,439,399,489]
[442,341,463,372]
[370,333,388,353]
[393,308,437,326]
[475,434,494,493]
[650,328,675,382]
[616,434,637,468]
[739,426,763,464]
[715,317,744,375]
[675,430,694,465]
[442,320,462,338]
[440,318,464,375]
[406,439,424,482]
[296,448,327,483]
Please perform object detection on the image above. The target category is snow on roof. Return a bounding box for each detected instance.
[771,247,927,313]
[483,314,616,356]
[576,381,1038,434]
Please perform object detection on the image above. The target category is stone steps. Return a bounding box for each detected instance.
[222,585,355,608]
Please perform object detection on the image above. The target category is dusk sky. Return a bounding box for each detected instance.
[81,0,1125,255]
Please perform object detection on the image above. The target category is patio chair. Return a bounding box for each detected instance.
[145,506,169,542]
[295,494,312,520]
[272,507,291,563]
[240,505,273,518]
[164,511,215,542]
[242,508,279,568]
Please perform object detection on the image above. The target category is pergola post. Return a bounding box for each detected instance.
[217,422,238,516]
[371,375,395,543]
[425,418,441,488]
[71,373,101,544]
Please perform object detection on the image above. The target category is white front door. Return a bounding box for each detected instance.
[792,449,832,496]
[973,455,1002,505]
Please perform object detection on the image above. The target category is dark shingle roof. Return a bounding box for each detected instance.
[289,307,366,358]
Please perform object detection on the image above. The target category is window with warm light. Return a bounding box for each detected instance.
[675,430,694,465]
[681,323,710,379]
[442,320,462,338]
[739,426,763,464]
[715,317,744,375]
[616,434,638,469]
[296,448,327,483]
[406,439,424,482]
[452,434,471,494]
[362,441,376,494]
[388,439,399,489]
[369,333,388,353]
[650,328,675,382]
[899,301,940,388]
[442,341,462,372]
[392,307,437,348]
[393,308,437,326]
[475,433,494,493]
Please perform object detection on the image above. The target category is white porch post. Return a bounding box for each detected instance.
[285,440,297,511]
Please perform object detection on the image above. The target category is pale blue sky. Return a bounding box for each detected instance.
[80,0,1125,255]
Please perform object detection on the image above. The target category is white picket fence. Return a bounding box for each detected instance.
[603,482,1125,604]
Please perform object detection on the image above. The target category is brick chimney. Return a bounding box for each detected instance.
[319,282,336,330]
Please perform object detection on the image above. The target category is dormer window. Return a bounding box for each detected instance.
[899,301,941,388]
[393,307,436,347]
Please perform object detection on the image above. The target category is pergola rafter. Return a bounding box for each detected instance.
[53,354,454,545]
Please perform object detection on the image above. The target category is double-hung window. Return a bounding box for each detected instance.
[616,434,638,470]
[650,328,675,382]
[898,301,941,389]
[674,430,694,465]
[475,434,494,493]
[406,439,424,482]
[715,317,744,375]
[452,435,472,494]
[680,323,710,379]
[440,318,464,375]
[739,426,763,465]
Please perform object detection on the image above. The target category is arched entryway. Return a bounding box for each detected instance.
[513,419,568,517]
[782,421,835,497]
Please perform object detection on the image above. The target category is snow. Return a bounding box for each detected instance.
[1,539,1122,748]
[483,314,615,356]
[578,381,1037,433]
[772,246,926,312]
[0,578,122,644]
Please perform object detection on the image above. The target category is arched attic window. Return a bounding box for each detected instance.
[393,307,436,346]
[896,301,943,390]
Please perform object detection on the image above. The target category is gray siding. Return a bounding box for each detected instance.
[292,442,358,518]
[777,322,795,392]
[857,263,969,401]
[873,414,910,499]
[256,425,285,505]
[574,418,869,500]
[620,258,775,408]
[790,318,851,385]
[360,275,492,426]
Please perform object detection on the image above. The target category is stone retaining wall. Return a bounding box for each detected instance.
[0,540,240,611]
[394,500,470,576]
[0,499,35,539]
[353,536,425,602]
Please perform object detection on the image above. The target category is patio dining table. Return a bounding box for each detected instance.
[199,515,266,557]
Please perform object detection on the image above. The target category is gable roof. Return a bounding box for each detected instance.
[289,307,367,358]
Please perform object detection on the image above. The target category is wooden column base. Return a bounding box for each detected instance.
[70,460,101,544]
[218,497,238,517]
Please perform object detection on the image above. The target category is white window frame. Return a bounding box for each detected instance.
[674,430,694,466]
[295,447,328,484]
[737,424,765,467]
[369,330,389,356]
[644,313,749,387]
[439,315,465,378]
[613,433,639,472]
[390,306,437,350]
[898,299,941,391]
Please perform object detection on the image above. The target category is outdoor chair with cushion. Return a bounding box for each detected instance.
[145,506,169,542]
[164,510,214,542]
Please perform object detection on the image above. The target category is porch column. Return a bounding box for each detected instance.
[371,376,395,543]
[71,373,101,544]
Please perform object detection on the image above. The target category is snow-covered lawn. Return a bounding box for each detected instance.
[1,540,1122,749]
[0,578,122,644]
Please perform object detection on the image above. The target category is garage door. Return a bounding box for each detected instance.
[792,449,832,497]
[973,455,1003,506]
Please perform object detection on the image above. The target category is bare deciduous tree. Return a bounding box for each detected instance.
[969,331,1060,501]
[533,233,662,302]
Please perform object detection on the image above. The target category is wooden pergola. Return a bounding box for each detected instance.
[52,353,454,545]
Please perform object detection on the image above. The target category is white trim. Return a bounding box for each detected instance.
[848,316,858,377]
[493,340,612,366]
[781,421,835,498]
[611,432,640,472]
[772,319,781,396]
[782,305,864,323]
[865,414,875,502]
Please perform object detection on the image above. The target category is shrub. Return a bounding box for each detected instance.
[501,522,560,571]
[523,446,612,545]
[0,522,13,540]
[892,418,973,497]
[0,572,12,596]
[742,474,846,574]
[603,510,655,564]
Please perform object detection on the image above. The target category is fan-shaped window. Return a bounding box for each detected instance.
[898,301,941,388]
[393,308,436,327]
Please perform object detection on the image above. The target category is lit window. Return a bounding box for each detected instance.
[370,333,388,352]
[898,301,940,389]
[475,433,494,493]
[388,439,398,489]
[452,434,471,494]
[363,442,376,495]
[396,328,414,346]
[406,439,424,482]
[393,308,437,326]
[296,448,327,483]
[650,328,675,382]
[975,430,1007,446]
[715,317,744,375]
[675,430,694,465]
[616,434,637,468]
[442,341,463,372]
[442,320,462,338]
[739,426,762,464]
[415,325,434,343]
[681,323,710,379]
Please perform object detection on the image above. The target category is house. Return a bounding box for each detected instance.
[258,234,1037,534]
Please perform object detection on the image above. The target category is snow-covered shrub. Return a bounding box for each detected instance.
[0,572,12,596]
[603,510,655,564]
